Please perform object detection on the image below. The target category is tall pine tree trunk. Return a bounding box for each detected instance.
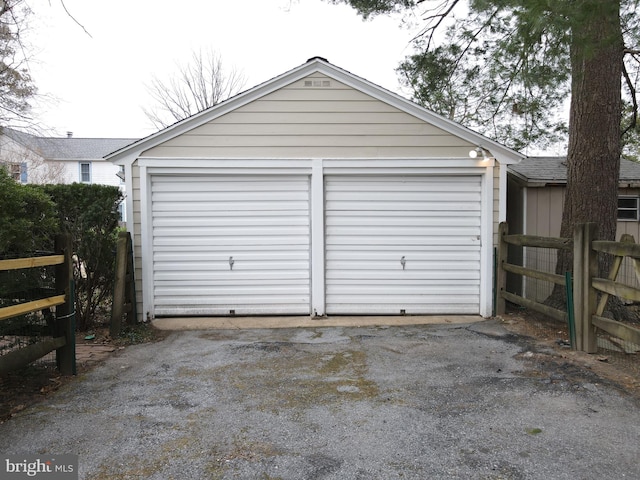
[550,0,623,311]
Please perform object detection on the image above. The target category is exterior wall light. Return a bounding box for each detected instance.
[469,146,485,159]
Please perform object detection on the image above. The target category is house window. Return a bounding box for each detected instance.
[8,163,21,181]
[618,196,640,221]
[80,162,91,183]
[5,163,27,183]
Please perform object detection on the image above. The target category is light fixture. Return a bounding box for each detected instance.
[469,146,491,160]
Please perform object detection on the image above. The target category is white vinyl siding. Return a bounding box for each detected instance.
[124,68,506,321]
[143,74,475,159]
[325,175,482,314]
[150,175,311,316]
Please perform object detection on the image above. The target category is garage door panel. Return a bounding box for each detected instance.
[326,236,480,246]
[326,271,481,281]
[154,251,309,262]
[328,303,479,315]
[325,201,480,212]
[326,226,481,237]
[153,235,309,247]
[326,250,480,261]
[153,225,310,238]
[154,260,310,271]
[154,244,308,253]
[326,215,481,227]
[152,209,308,218]
[151,175,310,316]
[154,268,310,281]
[323,260,481,271]
[325,175,482,315]
[154,216,310,228]
[326,285,479,295]
[153,201,309,213]
[153,178,308,192]
[158,285,307,298]
[154,304,307,316]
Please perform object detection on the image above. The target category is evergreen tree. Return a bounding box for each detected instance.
[328,0,639,276]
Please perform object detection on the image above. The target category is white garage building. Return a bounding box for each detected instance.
[107,58,524,322]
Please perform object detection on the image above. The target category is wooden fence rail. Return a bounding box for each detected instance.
[497,222,640,353]
[496,222,572,325]
[0,234,76,375]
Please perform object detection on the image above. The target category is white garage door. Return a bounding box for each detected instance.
[325,175,482,314]
[151,175,311,316]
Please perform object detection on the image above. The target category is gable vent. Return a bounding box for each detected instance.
[304,80,331,87]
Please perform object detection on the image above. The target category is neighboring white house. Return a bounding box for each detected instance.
[0,127,136,219]
[107,57,525,323]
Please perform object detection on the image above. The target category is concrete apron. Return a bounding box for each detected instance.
[152,315,484,330]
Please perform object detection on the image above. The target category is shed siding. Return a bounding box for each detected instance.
[522,187,564,301]
[521,186,640,302]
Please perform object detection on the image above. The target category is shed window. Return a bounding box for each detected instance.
[80,162,91,183]
[618,196,640,221]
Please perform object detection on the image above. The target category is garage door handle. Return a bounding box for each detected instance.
[229,256,234,270]
[400,256,406,270]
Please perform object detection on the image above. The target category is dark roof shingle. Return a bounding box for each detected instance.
[2,128,137,160]
[509,156,640,185]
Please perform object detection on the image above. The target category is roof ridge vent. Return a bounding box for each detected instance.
[307,56,329,63]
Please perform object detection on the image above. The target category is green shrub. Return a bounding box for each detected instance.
[42,183,124,330]
[0,167,59,256]
[0,168,60,309]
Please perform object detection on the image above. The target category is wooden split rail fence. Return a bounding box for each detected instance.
[0,234,76,375]
[497,222,640,353]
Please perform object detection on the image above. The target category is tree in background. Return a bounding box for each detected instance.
[328,0,639,295]
[0,0,35,129]
[143,48,246,129]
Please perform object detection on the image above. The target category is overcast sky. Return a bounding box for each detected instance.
[25,0,419,139]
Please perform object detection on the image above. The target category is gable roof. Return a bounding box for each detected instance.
[106,57,525,165]
[509,156,640,187]
[1,128,136,160]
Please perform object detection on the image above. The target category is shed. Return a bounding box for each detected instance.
[507,156,640,301]
[107,57,524,322]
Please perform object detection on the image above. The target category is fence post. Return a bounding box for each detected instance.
[496,222,509,315]
[55,233,76,375]
[125,232,138,325]
[573,223,598,353]
[110,231,129,338]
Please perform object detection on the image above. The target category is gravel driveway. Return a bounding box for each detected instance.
[1,320,638,479]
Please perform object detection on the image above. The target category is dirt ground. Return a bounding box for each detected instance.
[499,308,640,398]
[1,312,639,424]
[0,324,167,423]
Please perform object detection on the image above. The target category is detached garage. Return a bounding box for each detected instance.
[107,57,524,322]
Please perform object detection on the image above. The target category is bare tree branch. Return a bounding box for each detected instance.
[417,0,461,51]
[58,0,92,38]
[143,49,246,130]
